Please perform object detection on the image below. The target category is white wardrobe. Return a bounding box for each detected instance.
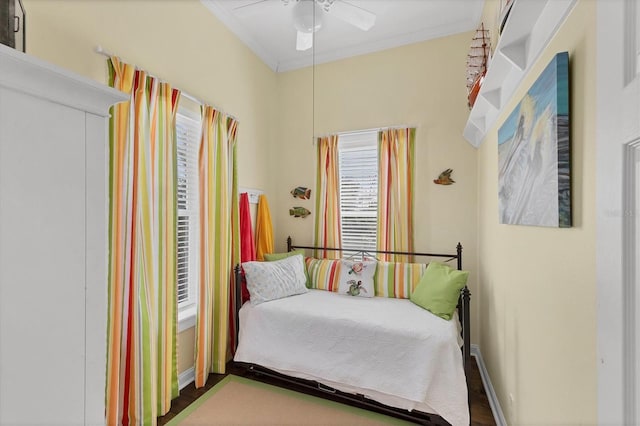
[0,44,127,425]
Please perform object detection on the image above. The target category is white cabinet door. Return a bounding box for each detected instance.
[0,86,86,424]
[84,113,109,426]
[596,0,640,424]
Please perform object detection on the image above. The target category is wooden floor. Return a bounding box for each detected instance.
[158,356,495,426]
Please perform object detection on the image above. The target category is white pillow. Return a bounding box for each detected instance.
[242,254,308,305]
[337,260,377,298]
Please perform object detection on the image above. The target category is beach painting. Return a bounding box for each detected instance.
[498,52,571,227]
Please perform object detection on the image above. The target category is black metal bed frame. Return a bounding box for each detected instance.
[233,237,471,426]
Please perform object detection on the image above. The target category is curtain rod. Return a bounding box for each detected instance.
[313,125,417,141]
[94,45,239,122]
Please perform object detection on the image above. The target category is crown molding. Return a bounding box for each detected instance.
[201,0,482,73]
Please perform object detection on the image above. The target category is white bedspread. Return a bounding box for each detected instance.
[234,289,469,426]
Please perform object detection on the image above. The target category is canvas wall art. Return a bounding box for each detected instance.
[498,51,571,227]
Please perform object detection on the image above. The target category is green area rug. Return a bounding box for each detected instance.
[166,375,412,425]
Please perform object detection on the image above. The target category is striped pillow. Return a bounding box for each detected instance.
[374,262,427,298]
[304,257,342,292]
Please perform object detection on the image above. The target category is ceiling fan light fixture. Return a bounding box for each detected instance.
[316,0,335,12]
[293,0,323,33]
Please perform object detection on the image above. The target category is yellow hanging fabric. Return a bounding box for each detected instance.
[255,194,274,260]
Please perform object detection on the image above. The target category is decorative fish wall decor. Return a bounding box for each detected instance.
[291,186,311,199]
[434,169,455,185]
[289,207,311,218]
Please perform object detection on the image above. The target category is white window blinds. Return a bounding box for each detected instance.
[176,111,201,308]
[338,131,378,255]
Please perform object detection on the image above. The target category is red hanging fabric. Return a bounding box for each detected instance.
[239,192,255,303]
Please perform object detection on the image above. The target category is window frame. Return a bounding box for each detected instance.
[175,107,201,330]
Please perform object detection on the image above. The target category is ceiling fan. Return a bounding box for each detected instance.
[236,0,377,52]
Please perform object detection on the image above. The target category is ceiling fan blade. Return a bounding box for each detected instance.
[331,0,376,31]
[232,0,270,11]
[296,30,313,51]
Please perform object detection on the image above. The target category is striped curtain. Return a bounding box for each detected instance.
[105,57,180,425]
[314,135,342,259]
[377,128,415,262]
[195,106,240,387]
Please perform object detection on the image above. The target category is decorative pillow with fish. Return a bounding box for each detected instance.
[337,260,377,298]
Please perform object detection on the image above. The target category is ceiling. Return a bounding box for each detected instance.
[201,0,485,72]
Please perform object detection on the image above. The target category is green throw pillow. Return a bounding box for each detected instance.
[264,249,309,286]
[410,262,469,320]
[263,249,305,261]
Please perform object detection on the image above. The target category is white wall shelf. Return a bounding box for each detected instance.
[463,0,577,147]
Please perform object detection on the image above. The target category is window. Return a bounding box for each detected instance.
[176,109,201,315]
[338,131,378,255]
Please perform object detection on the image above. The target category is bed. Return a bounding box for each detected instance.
[233,238,471,426]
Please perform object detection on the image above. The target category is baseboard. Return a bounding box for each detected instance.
[178,367,195,390]
[471,344,507,426]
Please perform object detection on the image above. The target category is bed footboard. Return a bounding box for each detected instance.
[454,242,472,383]
[461,285,471,384]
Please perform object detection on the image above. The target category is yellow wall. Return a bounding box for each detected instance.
[24,0,278,377]
[25,0,277,196]
[177,327,195,375]
[274,33,480,342]
[477,1,597,424]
